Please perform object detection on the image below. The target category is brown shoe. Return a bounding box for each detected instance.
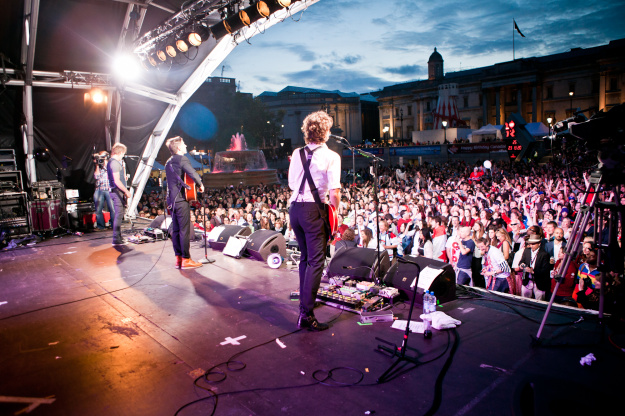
[181,258,203,269]
[175,255,182,269]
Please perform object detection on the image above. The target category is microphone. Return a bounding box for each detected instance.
[330,134,349,144]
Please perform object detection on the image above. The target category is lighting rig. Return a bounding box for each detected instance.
[133,0,296,70]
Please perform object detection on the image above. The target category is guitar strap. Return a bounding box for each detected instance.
[298,146,331,235]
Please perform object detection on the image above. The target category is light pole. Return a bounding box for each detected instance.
[442,120,448,162]
[383,126,389,144]
[400,108,404,144]
[569,91,574,116]
[547,117,553,151]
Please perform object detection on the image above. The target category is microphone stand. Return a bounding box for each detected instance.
[333,135,385,284]
[195,151,214,264]
[376,256,422,383]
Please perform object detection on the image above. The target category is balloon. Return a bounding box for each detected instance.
[34,147,51,163]
[483,160,492,169]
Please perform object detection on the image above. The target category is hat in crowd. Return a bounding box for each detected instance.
[527,234,542,244]
[561,207,569,214]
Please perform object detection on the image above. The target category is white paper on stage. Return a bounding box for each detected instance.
[392,319,425,333]
[411,266,443,289]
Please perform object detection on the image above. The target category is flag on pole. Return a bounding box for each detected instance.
[514,19,525,37]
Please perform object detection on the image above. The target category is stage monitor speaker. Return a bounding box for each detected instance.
[383,255,456,306]
[208,225,251,251]
[325,247,390,282]
[244,229,286,261]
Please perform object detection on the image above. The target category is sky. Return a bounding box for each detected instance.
[218,0,625,97]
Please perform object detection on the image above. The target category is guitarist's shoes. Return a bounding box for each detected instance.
[181,258,203,269]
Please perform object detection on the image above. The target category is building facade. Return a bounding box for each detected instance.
[258,86,379,148]
[373,39,625,142]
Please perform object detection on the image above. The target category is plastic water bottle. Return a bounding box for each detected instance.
[423,291,432,339]
[430,291,437,313]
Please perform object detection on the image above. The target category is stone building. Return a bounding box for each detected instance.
[373,38,625,143]
[258,86,379,148]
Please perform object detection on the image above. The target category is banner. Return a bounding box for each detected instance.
[447,143,507,154]
[388,146,441,156]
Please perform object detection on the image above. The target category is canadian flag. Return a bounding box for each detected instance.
[432,226,448,262]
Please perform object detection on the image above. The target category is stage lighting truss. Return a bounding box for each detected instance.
[133,0,301,67]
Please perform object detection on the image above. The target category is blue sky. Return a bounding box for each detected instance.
[219,0,625,96]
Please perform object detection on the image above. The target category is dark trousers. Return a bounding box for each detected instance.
[171,200,191,258]
[110,192,124,244]
[289,202,328,315]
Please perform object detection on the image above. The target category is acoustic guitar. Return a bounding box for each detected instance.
[183,172,199,202]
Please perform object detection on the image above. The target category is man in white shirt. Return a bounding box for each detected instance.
[288,111,341,332]
[476,237,511,293]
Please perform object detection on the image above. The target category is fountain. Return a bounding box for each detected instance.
[204,133,279,189]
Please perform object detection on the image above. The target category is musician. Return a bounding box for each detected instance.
[288,111,341,331]
[165,136,210,269]
[93,151,113,230]
[107,143,131,245]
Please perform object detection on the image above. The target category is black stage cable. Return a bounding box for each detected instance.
[174,308,455,416]
[424,329,460,416]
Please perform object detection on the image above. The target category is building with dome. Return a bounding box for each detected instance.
[373,39,625,144]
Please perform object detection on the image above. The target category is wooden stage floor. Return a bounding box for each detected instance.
[1,226,622,415]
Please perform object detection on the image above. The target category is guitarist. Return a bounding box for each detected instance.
[107,143,131,246]
[165,136,209,269]
[288,111,341,332]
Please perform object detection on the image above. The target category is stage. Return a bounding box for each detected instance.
[0,226,622,415]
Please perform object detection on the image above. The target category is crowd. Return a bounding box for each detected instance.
[136,156,623,312]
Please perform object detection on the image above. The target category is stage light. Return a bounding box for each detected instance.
[175,33,190,52]
[243,1,271,24]
[266,0,291,14]
[165,42,177,58]
[85,88,107,106]
[112,54,141,80]
[210,8,251,40]
[188,24,211,46]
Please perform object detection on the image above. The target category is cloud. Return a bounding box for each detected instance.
[382,64,425,76]
[284,67,393,93]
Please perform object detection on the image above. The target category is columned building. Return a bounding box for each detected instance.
[374,39,625,141]
[258,86,378,148]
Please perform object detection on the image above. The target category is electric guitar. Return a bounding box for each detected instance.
[327,203,338,237]
[183,173,199,202]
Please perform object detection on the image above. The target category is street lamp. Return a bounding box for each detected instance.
[383,126,389,143]
[400,108,404,143]
[569,91,574,116]
[547,117,553,148]
[442,120,448,144]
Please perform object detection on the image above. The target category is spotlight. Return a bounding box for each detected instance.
[85,88,107,106]
[188,24,211,46]
[243,1,271,24]
[210,9,251,40]
[175,33,190,52]
[165,42,177,58]
[147,53,159,67]
[266,0,291,14]
[156,47,169,62]
[112,54,141,80]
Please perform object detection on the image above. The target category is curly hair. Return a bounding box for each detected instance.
[301,111,333,144]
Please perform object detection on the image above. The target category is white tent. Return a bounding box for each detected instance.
[471,124,502,142]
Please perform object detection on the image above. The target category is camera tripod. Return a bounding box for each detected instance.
[536,169,624,340]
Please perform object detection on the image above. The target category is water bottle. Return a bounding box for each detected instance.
[423,291,432,339]
[430,291,437,313]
